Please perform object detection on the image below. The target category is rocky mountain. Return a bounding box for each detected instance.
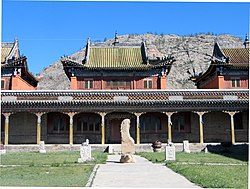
[37,33,244,90]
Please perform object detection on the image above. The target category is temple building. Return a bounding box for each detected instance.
[1,39,38,90]
[1,34,249,146]
[192,36,249,89]
[61,35,175,90]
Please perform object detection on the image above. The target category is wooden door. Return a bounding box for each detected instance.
[110,119,121,143]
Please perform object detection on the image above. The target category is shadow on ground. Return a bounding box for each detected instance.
[206,143,248,162]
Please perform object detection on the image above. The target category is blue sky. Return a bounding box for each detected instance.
[2,1,250,75]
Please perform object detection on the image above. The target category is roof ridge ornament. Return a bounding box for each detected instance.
[83,37,91,64]
[5,38,20,64]
[112,31,119,47]
[243,34,249,48]
[141,41,148,64]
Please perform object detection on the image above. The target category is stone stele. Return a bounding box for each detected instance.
[120,119,136,163]
[39,141,46,153]
[78,139,94,163]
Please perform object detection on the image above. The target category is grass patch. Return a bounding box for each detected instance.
[0,150,107,187]
[1,151,79,165]
[139,151,248,188]
[138,152,165,163]
[168,163,248,188]
[0,165,94,186]
[0,150,107,165]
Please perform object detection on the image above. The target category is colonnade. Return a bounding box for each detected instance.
[2,111,240,145]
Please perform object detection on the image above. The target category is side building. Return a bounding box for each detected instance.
[1,39,38,90]
[192,37,249,89]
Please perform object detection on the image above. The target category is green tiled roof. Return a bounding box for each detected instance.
[85,47,146,68]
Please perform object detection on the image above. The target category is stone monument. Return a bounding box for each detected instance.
[165,143,176,161]
[183,140,191,153]
[39,141,46,153]
[78,139,94,163]
[120,119,136,163]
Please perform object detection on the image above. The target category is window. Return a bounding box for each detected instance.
[234,112,243,130]
[53,116,68,133]
[106,81,111,87]
[232,79,241,87]
[105,80,131,89]
[113,80,118,87]
[120,80,124,86]
[76,115,100,133]
[126,80,131,87]
[48,113,70,134]
[141,115,162,133]
[84,79,93,89]
[172,112,192,133]
[83,117,88,131]
[156,117,161,131]
[77,117,82,131]
[144,80,147,88]
[173,116,185,132]
[1,114,5,132]
[143,79,153,89]
[1,80,5,89]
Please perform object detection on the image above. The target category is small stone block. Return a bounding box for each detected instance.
[183,140,191,153]
[39,150,46,153]
[39,141,46,153]
[108,145,113,154]
[165,143,176,161]
[0,149,6,154]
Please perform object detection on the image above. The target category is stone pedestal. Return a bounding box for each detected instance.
[78,139,94,163]
[183,140,190,153]
[39,141,46,153]
[165,143,176,161]
[120,154,136,163]
[120,119,136,163]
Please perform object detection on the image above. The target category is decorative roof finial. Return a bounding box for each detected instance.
[243,34,249,48]
[87,37,90,45]
[84,37,91,64]
[112,31,119,46]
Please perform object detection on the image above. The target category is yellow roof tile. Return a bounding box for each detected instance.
[1,45,13,63]
[222,48,249,65]
[86,47,144,68]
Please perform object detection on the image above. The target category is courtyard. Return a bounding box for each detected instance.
[0,147,248,188]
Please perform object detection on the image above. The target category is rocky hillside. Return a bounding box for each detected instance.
[37,33,244,90]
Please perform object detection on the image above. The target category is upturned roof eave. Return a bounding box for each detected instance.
[194,61,216,83]
[61,58,173,71]
[1,99,248,113]
[1,56,39,85]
